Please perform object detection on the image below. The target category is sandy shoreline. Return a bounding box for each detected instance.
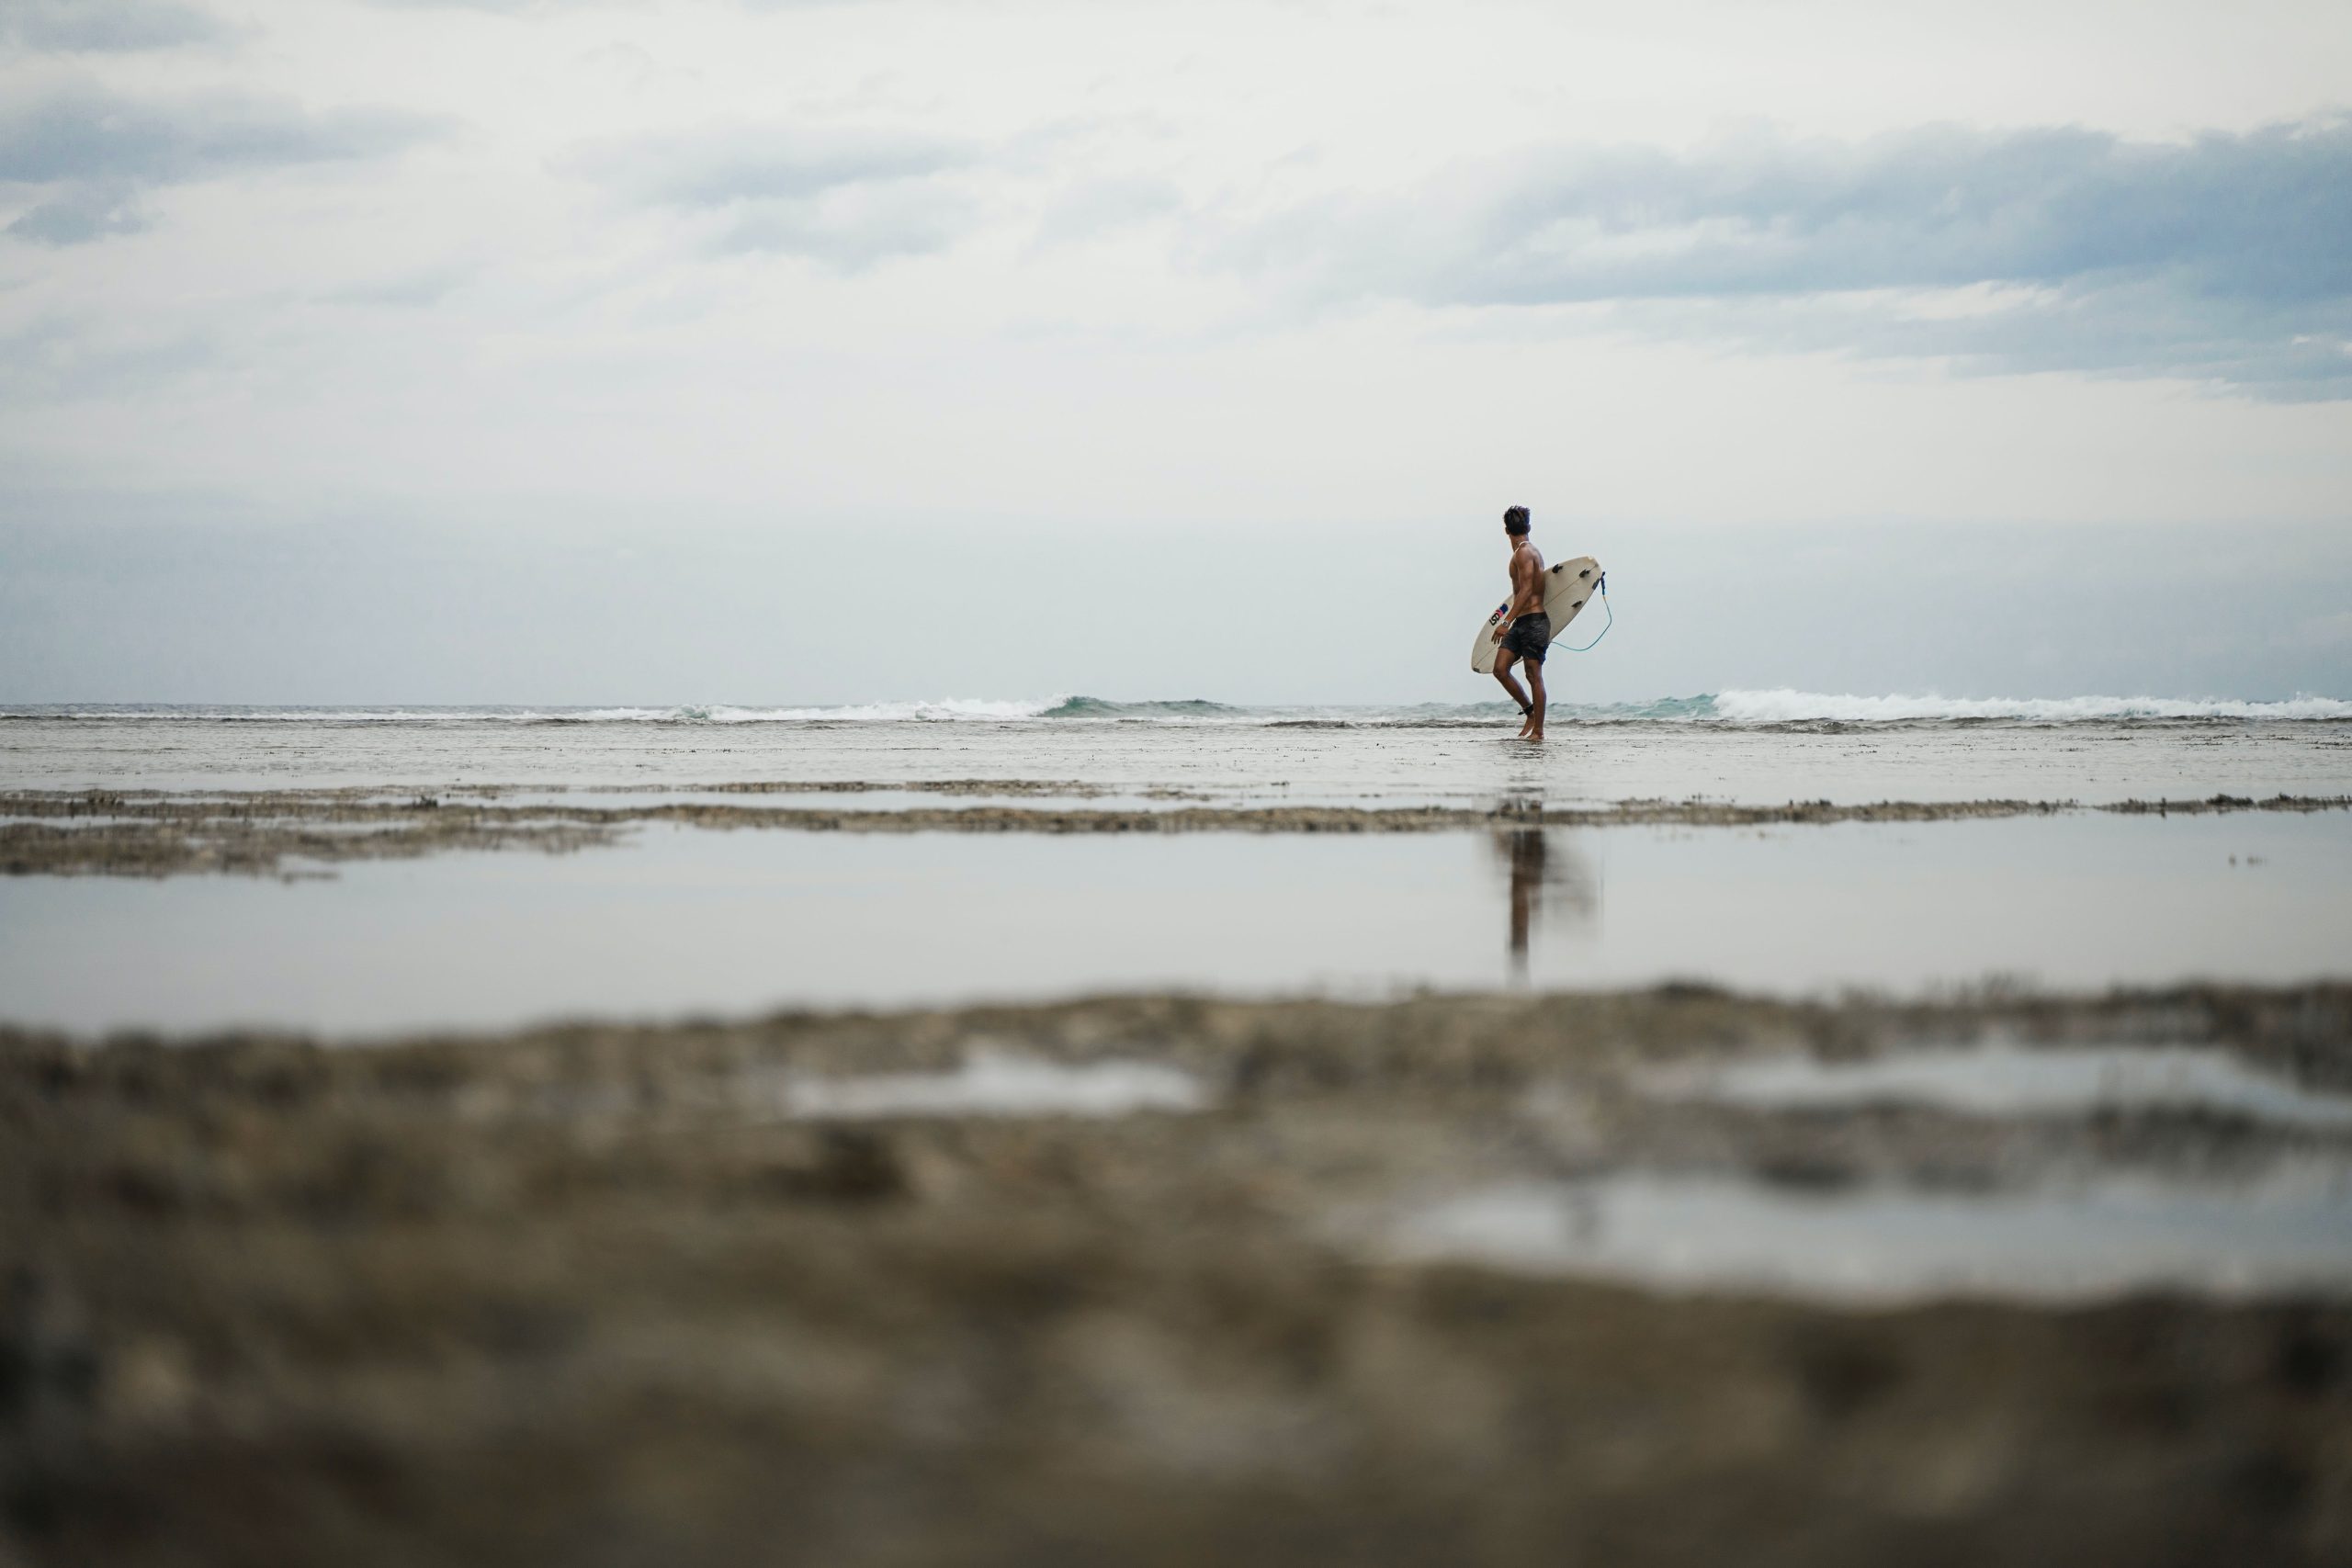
[6,785,2347,877]
[6,984,2349,1563]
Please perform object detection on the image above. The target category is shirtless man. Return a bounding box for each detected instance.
[1489,505,1549,740]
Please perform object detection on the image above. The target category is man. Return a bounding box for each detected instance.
[1489,504,1549,741]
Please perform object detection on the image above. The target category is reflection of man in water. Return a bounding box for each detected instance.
[1501,828,1546,975]
[1492,825,1600,982]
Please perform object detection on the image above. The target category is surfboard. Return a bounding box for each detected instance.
[1471,555,1602,674]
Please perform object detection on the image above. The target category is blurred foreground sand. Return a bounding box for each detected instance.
[6,986,2348,1565]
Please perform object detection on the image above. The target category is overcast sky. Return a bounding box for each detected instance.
[2,0,2347,703]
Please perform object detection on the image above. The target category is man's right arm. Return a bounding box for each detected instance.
[1493,562,1529,642]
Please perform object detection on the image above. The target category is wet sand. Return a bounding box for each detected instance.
[9,710,2350,807]
[6,984,2349,1565]
[5,785,2346,878]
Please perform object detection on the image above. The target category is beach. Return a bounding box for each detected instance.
[5,701,2351,1562]
[13,0,2350,1555]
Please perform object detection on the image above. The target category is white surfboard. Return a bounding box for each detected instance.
[1471,555,1603,673]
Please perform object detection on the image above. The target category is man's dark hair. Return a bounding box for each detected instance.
[1503,505,1531,536]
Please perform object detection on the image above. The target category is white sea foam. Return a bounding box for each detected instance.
[1381,1162,2352,1303]
[397,700,1072,724]
[0,700,1070,725]
[696,699,1064,723]
[1642,1043,2352,1130]
[1708,690,2352,724]
[784,1048,1210,1120]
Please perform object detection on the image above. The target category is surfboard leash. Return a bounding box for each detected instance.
[1555,572,1611,653]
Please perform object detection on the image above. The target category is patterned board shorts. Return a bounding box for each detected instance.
[1500,612,1551,663]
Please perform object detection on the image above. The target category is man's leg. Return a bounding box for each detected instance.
[1492,652,1531,728]
[1523,656,1547,740]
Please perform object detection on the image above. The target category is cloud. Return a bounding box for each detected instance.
[356,0,572,11]
[0,81,447,244]
[0,313,223,403]
[6,181,147,243]
[358,0,865,11]
[1235,116,2352,399]
[0,82,443,185]
[1035,175,1184,245]
[318,264,475,308]
[0,0,227,51]
[1633,280,2352,401]
[571,121,979,269]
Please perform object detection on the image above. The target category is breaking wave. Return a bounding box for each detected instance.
[1040,696,1238,719]
[1703,691,2352,725]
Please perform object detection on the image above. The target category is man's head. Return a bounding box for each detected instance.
[1503,505,1531,536]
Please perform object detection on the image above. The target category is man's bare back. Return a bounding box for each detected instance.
[1507,541,1545,615]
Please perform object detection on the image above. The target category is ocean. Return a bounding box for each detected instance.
[5,691,2350,803]
[4,690,2347,1032]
